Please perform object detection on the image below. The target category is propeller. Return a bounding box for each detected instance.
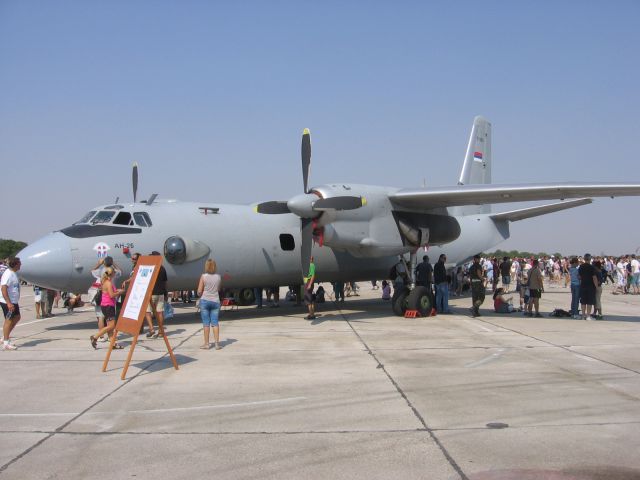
[302,128,311,193]
[254,129,367,280]
[253,201,290,214]
[132,162,139,203]
[300,218,314,279]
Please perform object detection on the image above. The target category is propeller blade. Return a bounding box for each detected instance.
[300,217,314,280]
[132,162,139,203]
[301,128,311,193]
[254,201,291,214]
[313,196,366,211]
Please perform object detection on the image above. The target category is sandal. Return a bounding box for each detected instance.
[146,331,155,338]
[90,336,97,349]
[112,343,124,350]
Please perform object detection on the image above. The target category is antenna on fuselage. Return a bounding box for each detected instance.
[147,193,158,205]
[114,196,119,204]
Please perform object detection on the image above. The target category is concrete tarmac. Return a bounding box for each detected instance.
[1,283,639,479]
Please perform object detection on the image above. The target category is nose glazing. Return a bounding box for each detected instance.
[17,232,72,290]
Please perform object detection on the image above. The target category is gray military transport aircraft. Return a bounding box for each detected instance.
[17,117,640,316]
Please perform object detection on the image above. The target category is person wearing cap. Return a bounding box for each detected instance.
[578,253,598,320]
[1,257,22,350]
[469,255,485,317]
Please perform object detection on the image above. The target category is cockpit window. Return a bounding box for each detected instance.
[91,211,116,224]
[74,211,97,225]
[133,212,152,227]
[113,212,133,226]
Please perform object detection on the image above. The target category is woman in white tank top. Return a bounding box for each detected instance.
[197,259,222,350]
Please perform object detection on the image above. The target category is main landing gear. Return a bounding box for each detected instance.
[392,286,432,317]
[391,250,432,317]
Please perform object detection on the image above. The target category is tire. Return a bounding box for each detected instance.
[236,288,256,306]
[391,287,410,316]
[406,286,432,317]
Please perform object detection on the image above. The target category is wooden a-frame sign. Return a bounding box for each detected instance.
[102,255,179,380]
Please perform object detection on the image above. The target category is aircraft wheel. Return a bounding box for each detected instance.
[391,287,410,316]
[236,288,256,306]
[406,286,432,317]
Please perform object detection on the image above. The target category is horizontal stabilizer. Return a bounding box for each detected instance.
[390,182,640,210]
[490,198,592,223]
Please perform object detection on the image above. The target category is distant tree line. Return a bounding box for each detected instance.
[0,239,27,259]
[483,249,564,259]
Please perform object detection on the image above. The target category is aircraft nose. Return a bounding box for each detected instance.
[17,232,72,290]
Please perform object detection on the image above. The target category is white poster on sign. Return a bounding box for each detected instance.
[123,265,156,320]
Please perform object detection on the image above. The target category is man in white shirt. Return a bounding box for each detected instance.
[0,257,22,350]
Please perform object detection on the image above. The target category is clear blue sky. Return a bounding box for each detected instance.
[1,1,639,255]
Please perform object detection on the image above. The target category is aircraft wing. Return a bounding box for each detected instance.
[490,198,592,223]
[389,182,640,210]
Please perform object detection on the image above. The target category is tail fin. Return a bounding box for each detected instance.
[455,116,492,214]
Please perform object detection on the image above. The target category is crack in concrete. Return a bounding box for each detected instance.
[0,327,202,475]
[334,300,469,480]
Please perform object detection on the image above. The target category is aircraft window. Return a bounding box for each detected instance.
[91,211,115,224]
[279,234,295,251]
[113,212,133,226]
[134,212,152,227]
[74,211,97,225]
[104,205,125,210]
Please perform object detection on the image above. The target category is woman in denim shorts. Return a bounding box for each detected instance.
[197,259,222,350]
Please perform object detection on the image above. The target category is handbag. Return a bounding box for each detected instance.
[163,302,174,319]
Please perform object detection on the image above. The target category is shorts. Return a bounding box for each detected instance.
[502,275,511,285]
[304,289,315,305]
[1,303,20,319]
[94,305,105,318]
[634,273,640,286]
[529,289,542,299]
[146,295,165,314]
[34,294,42,302]
[200,299,220,327]
[101,305,116,321]
[580,287,596,306]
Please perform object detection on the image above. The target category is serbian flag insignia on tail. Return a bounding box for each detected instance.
[473,151,483,162]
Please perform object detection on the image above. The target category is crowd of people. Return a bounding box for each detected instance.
[388,252,637,320]
[1,249,638,351]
